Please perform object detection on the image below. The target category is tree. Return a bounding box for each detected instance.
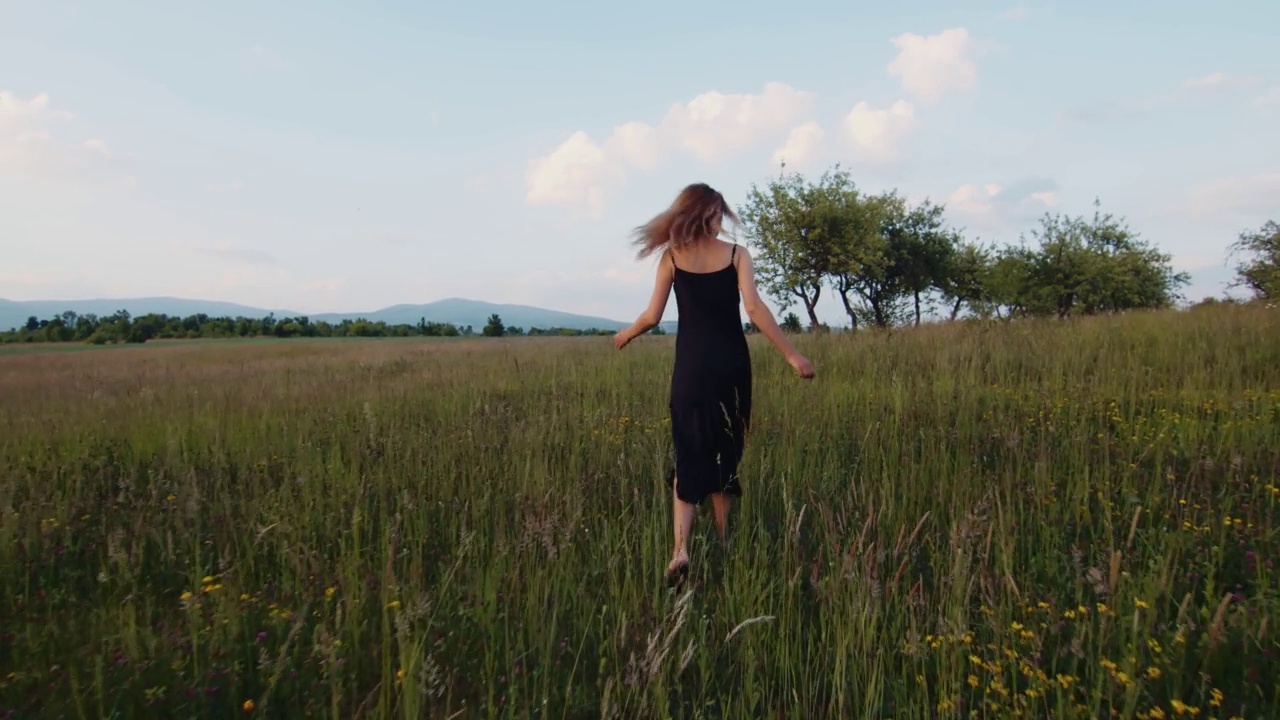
[1228,220,1280,300]
[887,198,957,326]
[825,180,886,330]
[831,191,911,329]
[937,241,996,320]
[482,314,505,337]
[999,201,1187,318]
[986,245,1036,319]
[741,168,845,330]
[780,312,803,333]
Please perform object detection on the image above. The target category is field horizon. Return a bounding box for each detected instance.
[1,303,1277,718]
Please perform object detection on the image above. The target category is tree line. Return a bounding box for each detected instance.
[0,309,619,345]
[741,165,1278,331]
[6,166,1276,345]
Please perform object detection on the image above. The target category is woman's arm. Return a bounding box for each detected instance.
[736,248,815,378]
[614,251,675,349]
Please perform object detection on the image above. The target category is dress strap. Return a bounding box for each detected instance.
[730,243,738,266]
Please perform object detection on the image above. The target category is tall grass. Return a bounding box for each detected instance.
[1,304,1277,719]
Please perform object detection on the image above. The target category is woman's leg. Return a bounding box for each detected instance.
[670,484,695,573]
[709,492,732,541]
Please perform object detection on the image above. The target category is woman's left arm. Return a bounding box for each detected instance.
[614,250,675,349]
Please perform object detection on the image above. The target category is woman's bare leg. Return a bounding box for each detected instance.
[710,492,733,542]
[670,484,695,573]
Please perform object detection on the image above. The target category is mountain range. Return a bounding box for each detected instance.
[0,297,676,333]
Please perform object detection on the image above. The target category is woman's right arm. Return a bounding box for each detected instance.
[736,249,815,379]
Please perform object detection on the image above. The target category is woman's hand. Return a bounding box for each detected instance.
[787,352,815,379]
[613,329,633,350]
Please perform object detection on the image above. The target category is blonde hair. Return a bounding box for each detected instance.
[631,182,740,259]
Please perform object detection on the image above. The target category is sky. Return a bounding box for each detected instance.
[2,0,1278,326]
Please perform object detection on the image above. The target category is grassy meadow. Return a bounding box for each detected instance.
[1,304,1278,719]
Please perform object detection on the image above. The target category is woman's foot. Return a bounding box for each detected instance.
[666,552,689,588]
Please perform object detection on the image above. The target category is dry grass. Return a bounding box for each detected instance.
[1,304,1278,719]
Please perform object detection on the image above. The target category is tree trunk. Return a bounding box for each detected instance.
[950,297,963,321]
[799,284,822,332]
[836,282,859,330]
[913,291,922,326]
[803,301,821,332]
[871,296,887,328]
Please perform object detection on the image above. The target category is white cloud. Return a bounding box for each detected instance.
[946,183,1004,217]
[0,90,111,179]
[945,180,1058,228]
[525,130,622,217]
[1027,191,1058,208]
[524,82,815,215]
[771,121,824,170]
[1254,86,1280,106]
[887,28,978,105]
[1181,72,1263,94]
[0,91,71,123]
[659,82,816,162]
[606,121,663,171]
[1179,172,1280,220]
[843,100,915,162]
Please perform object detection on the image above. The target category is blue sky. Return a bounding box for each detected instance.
[2,0,1277,325]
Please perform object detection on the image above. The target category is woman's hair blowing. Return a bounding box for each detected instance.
[631,183,741,259]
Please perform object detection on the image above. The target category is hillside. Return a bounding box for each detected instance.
[0,297,676,333]
[305,298,635,331]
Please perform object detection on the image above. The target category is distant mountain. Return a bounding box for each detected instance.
[0,297,299,331]
[0,296,677,333]
[306,298,637,332]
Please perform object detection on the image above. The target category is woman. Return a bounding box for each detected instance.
[613,182,815,583]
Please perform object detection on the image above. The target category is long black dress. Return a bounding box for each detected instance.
[666,244,753,506]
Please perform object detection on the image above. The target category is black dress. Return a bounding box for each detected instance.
[666,244,753,505]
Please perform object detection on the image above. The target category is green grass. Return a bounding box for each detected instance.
[1,305,1278,719]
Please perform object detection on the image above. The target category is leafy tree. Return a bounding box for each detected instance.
[1228,220,1280,300]
[482,314,505,337]
[995,202,1187,318]
[741,168,846,330]
[824,181,887,330]
[780,312,803,333]
[831,191,910,329]
[887,198,958,326]
[986,244,1035,318]
[938,241,996,320]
